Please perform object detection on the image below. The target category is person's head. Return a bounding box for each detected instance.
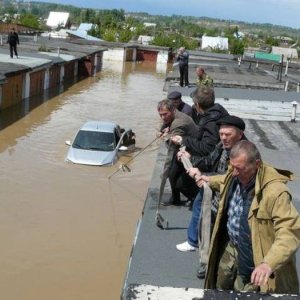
[230,140,261,186]
[178,47,185,54]
[196,66,205,78]
[157,99,176,125]
[190,86,215,113]
[217,115,245,150]
[167,91,182,109]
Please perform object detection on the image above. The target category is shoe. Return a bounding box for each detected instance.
[161,200,172,206]
[161,200,181,206]
[176,241,196,252]
[184,200,193,208]
[161,195,181,206]
[196,263,207,279]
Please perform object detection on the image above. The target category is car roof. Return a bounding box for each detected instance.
[80,121,118,133]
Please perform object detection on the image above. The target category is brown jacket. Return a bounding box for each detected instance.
[205,163,300,294]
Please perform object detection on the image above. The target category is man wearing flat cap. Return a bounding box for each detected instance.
[175,115,247,279]
[168,91,193,117]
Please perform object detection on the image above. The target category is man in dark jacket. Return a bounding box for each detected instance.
[167,87,229,205]
[7,28,19,58]
[167,91,193,117]
[176,47,189,87]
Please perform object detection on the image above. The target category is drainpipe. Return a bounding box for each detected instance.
[0,35,2,46]
[238,56,241,67]
[291,101,298,122]
[285,81,289,92]
[285,59,289,76]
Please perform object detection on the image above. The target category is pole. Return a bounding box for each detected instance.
[108,135,161,179]
[285,59,289,77]
[285,81,289,92]
[291,101,298,123]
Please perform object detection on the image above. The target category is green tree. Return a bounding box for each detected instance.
[229,38,245,55]
[19,13,40,28]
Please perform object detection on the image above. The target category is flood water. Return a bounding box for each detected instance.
[0,61,168,299]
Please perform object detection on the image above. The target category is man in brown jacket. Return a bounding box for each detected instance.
[157,99,198,205]
[198,140,300,293]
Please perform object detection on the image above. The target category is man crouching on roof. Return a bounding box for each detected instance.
[197,140,300,293]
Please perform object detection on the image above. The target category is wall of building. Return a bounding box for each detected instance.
[1,74,23,109]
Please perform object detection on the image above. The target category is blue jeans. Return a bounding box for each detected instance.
[187,188,203,247]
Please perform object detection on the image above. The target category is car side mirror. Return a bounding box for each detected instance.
[119,145,128,151]
[65,140,71,146]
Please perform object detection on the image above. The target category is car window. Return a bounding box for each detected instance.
[73,130,115,151]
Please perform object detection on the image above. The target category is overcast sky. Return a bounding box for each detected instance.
[37,0,300,29]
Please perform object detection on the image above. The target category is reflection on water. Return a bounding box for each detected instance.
[0,61,167,299]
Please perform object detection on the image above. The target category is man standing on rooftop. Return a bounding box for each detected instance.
[176,47,189,88]
[7,28,20,59]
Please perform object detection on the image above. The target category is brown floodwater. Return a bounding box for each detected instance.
[0,61,168,299]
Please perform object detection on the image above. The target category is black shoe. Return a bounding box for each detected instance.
[184,199,193,209]
[161,196,181,206]
[196,263,206,279]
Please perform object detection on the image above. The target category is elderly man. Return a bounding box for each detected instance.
[196,66,213,88]
[176,47,189,87]
[157,99,198,206]
[176,115,246,278]
[167,91,193,117]
[198,141,300,293]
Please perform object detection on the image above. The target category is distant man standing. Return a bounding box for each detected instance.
[167,91,193,117]
[7,28,19,59]
[196,66,213,88]
[176,47,189,87]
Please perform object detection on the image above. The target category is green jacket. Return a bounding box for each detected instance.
[205,162,300,294]
[196,74,214,88]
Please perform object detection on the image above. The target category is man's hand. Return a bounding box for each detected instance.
[177,149,191,161]
[187,168,201,180]
[251,263,273,287]
[170,135,182,145]
[194,175,210,188]
[158,127,170,138]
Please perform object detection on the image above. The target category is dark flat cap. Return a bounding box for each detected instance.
[168,91,182,100]
[216,115,245,131]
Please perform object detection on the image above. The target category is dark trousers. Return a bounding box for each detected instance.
[168,155,198,202]
[179,63,189,87]
[9,43,18,58]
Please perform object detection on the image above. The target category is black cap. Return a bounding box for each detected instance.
[168,91,182,100]
[216,115,246,131]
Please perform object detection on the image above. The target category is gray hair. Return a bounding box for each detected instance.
[191,86,215,109]
[230,140,261,164]
[157,99,175,111]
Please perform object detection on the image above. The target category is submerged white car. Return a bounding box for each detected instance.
[65,121,135,166]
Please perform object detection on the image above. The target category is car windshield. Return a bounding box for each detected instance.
[72,130,115,151]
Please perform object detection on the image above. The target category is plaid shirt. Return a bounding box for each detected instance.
[227,177,255,246]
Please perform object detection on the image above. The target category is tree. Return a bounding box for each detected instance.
[19,13,40,29]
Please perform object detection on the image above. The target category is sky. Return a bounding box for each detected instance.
[36,0,300,29]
